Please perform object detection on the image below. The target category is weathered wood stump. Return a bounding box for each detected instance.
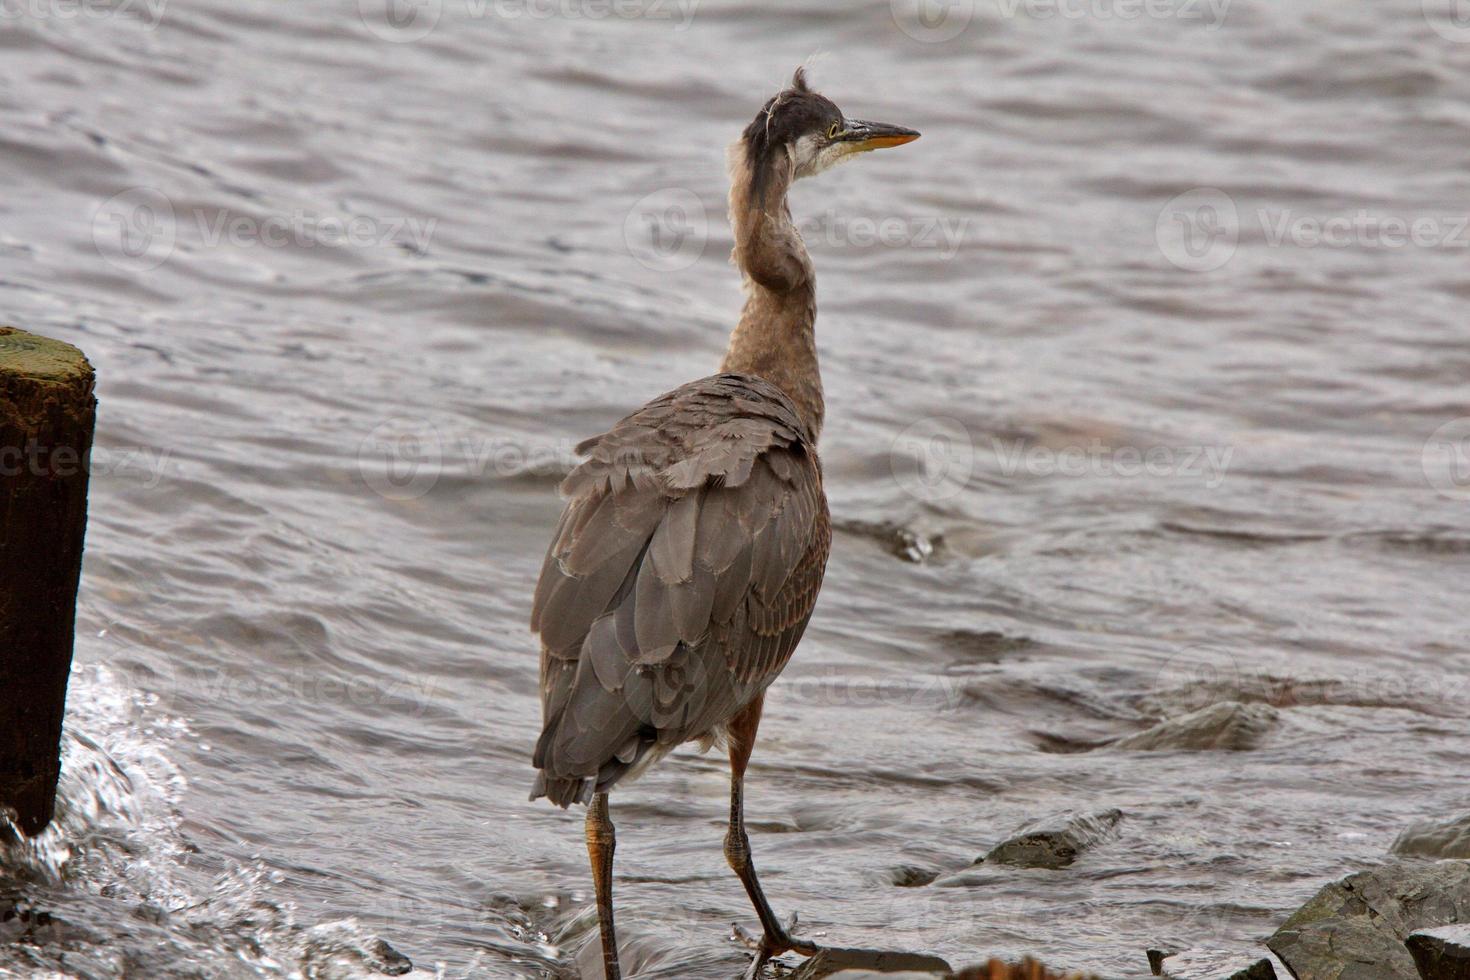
[0,326,95,836]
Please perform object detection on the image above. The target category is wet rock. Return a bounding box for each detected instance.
[1110,702,1276,752]
[1406,924,1470,980]
[981,808,1123,870]
[1266,860,1470,980]
[1153,948,1277,978]
[888,864,941,887]
[366,938,413,976]
[934,629,1036,665]
[1393,814,1470,860]
[1147,945,1180,974]
[836,518,945,563]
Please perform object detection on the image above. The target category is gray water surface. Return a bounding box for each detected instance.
[2,1,1469,977]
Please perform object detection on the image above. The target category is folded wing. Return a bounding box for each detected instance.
[530,374,829,806]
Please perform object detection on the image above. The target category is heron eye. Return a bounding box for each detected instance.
[827,122,840,139]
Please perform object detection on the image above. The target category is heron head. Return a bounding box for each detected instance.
[739,68,919,203]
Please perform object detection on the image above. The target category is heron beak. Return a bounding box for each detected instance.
[840,120,921,152]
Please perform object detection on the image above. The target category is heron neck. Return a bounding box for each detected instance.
[720,150,824,440]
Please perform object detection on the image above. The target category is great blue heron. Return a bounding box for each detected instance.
[530,68,919,980]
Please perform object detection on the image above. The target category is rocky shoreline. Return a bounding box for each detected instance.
[796,810,1470,980]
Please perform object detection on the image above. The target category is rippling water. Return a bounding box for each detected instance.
[3,1,1469,977]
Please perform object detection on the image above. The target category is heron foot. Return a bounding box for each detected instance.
[734,912,820,979]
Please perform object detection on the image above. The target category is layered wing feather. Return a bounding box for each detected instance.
[529,374,830,806]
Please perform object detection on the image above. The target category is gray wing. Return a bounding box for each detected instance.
[529,373,829,807]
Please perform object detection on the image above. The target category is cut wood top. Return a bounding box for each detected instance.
[0,327,93,385]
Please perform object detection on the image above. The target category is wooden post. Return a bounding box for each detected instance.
[0,326,95,837]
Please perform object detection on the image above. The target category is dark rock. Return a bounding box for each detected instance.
[982,808,1123,870]
[835,518,944,563]
[1156,949,1277,978]
[888,865,941,887]
[1148,945,1179,974]
[1394,815,1470,861]
[1267,860,1470,980]
[366,938,412,976]
[1110,702,1276,752]
[1407,924,1470,980]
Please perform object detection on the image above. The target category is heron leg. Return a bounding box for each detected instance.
[723,695,819,978]
[585,791,621,980]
